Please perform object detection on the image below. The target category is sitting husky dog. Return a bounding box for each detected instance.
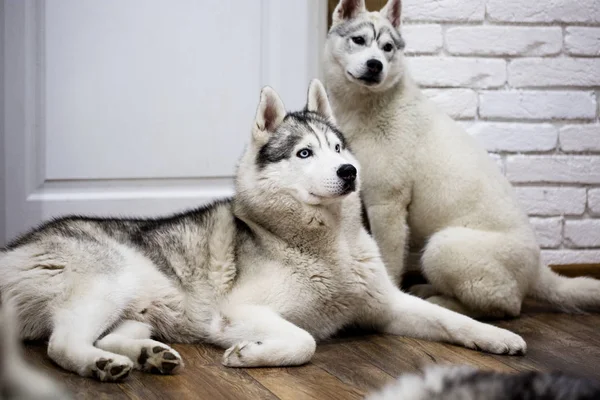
[0,302,70,400]
[324,0,600,318]
[0,81,525,382]
[368,365,600,400]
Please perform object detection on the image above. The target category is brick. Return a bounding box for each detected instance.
[403,0,484,22]
[506,156,600,184]
[457,121,476,131]
[479,91,597,120]
[408,57,506,88]
[446,27,562,56]
[589,189,600,216]
[515,187,586,216]
[530,217,563,248]
[423,89,477,119]
[509,59,600,88]
[488,153,505,173]
[403,25,442,55]
[559,124,600,152]
[541,250,600,265]
[468,123,557,152]
[487,0,600,24]
[565,27,600,56]
[564,219,600,248]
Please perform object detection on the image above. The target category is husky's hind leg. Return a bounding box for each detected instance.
[95,320,183,374]
[47,280,134,381]
[210,305,316,367]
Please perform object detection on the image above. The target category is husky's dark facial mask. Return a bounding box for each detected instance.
[245,80,360,206]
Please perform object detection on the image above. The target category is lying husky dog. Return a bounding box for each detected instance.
[0,302,70,400]
[0,81,525,382]
[324,0,600,318]
[367,365,600,400]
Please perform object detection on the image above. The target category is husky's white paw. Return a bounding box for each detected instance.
[137,344,183,374]
[89,355,133,382]
[467,326,526,355]
[222,340,264,367]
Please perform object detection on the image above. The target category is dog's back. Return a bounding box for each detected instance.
[0,199,239,343]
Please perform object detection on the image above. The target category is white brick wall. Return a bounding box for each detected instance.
[399,0,600,266]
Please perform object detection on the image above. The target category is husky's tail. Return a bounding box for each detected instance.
[529,264,600,312]
[0,301,71,400]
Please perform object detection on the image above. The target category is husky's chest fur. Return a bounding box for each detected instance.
[230,194,383,340]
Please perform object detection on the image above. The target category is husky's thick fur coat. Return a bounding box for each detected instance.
[324,0,600,318]
[0,81,525,381]
[368,365,600,400]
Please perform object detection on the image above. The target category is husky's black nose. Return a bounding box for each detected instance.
[366,59,383,74]
[337,164,357,183]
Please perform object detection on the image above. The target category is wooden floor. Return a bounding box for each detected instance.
[22,301,600,400]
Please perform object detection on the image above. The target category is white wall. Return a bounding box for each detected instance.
[1,0,327,243]
[0,0,6,246]
[398,0,600,266]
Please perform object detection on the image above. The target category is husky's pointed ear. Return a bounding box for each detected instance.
[380,0,402,29]
[306,79,335,123]
[332,0,366,26]
[253,86,286,145]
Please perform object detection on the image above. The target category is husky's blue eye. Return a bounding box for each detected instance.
[335,144,341,153]
[351,36,365,45]
[297,149,312,159]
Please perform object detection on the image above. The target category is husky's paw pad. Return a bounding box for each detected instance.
[222,341,263,367]
[138,345,183,374]
[91,357,133,381]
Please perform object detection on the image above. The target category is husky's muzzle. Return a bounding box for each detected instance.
[337,164,357,194]
[359,59,383,85]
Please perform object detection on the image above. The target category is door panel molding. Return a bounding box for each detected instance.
[3,0,327,241]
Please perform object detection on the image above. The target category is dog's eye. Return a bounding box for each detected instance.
[383,43,394,52]
[335,144,341,153]
[351,36,365,45]
[297,148,313,159]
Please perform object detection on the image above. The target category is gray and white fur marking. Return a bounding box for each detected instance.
[368,365,600,400]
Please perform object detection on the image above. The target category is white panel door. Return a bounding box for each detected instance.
[2,0,327,244]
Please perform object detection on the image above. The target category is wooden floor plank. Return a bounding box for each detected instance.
[494,313,600,381]
[533,313,600,347]
[311,340,396,392]
[18,304,600,399]
[247,365,365,400]
[336,334,423,376]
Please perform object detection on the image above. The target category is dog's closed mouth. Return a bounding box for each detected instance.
[347,71,380,86]
[342,183,356,194]
[359,76,380,84]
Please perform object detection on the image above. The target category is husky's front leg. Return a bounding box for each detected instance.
[373,290,526,355]
[367,203,408,285]
[209,305,316,367]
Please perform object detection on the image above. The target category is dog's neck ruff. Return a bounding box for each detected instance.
[233,193,347,251]
[327,73,421,117]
